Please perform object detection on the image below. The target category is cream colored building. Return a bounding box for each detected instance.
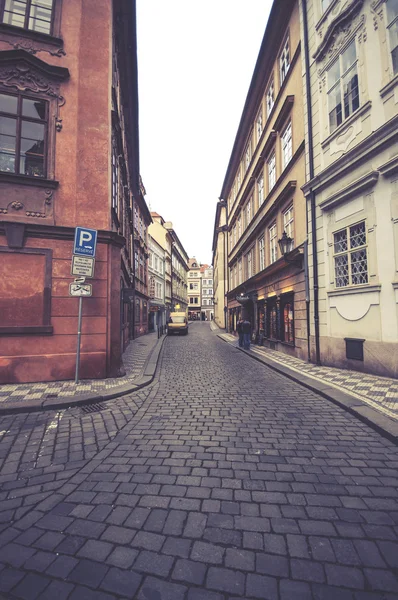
[212,201,228,329]
[301,0,398,376]
[188,258,202,320]
[201,265,214,321]
[218,0,309,360]
[149,213,173,319]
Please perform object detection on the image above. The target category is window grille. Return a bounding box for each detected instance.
[334,221,368,287]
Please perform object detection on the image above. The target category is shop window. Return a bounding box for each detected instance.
[327,40,359,133]
[1,0,54,35]
[333,221,368,287]
[281,296,294,344]
[0,92,47,177]
[135,298,140,321]
[268,300,278,339]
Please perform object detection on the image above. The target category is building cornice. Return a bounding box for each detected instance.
[302,115,398,196]
[319,171,379,211]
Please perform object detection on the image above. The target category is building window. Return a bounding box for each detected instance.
[281,295,294,344]
[328,40,359,133]
[238,258,242,285]
[238,214,242,238]
[112,146,119,211]
[246,249,253,279]
[0,92,47,177]
[259,236,265,271]
[258,174,264,206]
[237,169,241,189]
[268,299,278,339]
[256,109,263,143]
[233,224,237,247]
[334,221,368,288]
[281,121,292,169]
[245,141,252,170]
[246,196,252,227]
[233,264,237,288]
[1,0,54,34]
[283,204,294,241]
[280,37,290,85]
[269,223,277,264]
[266,79,274,118]
[387,0,398,75]
[268,151,276,190]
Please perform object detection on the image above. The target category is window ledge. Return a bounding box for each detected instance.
[0,23,64,54]
[0,326,53,335]
[380,74,398,99]
[321,101,372,150]
[327,284,381,297]
[0,172,58,188]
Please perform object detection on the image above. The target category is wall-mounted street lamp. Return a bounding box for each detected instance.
[278,231,302,267]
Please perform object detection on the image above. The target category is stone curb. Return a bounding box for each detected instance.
[0,334,167,416]
[217,334,398,446]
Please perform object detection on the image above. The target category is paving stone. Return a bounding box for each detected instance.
[256,552,289,577]
[191,541,225,564]
[162,537,192,558]
[0,567,25,593]
[0,543,35,567]
[45,555,78,579]
[134,550,174,577]
[187,589,223,600]
[325,564,365,590]
[206,566,245,595]
[279,579,313,599]
[101,525,136,545]
[137,575,186,600]
[246,573,278,600]
[183,512,207,538]
[38,580,74,600]
[77,539,113,562]
[101,567,142,597]
[172,558,207,584]
[290,558,325,583]
[131,530,165,551]
[66,518,106,539]
[12,572,50,599]
[69,558,109,589]
[363,568,398,592]
[23,551,55,572]
[225,548,255,571]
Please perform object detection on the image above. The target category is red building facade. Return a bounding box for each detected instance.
[0,0,148,383]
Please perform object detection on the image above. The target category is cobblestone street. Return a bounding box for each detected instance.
[0,322,397,600]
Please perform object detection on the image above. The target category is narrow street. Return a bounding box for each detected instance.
[0,322,397,600]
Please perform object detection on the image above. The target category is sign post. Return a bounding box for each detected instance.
[71,227,97,384]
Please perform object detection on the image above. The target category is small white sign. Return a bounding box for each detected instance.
[69,283,92,297]
[71,255,95,278]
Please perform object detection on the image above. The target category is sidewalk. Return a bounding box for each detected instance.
[211,321,398,443]
[0,331,166,415]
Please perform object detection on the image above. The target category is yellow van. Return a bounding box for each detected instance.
[167,312,188,335]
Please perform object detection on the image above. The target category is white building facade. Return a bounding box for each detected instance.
[301,0,398,376]
[201,266,214,321]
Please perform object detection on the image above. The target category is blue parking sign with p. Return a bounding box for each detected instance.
[74,227,98,257]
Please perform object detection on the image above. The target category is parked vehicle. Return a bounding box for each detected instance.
[167,312,188,335]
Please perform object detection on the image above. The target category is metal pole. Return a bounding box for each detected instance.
[75,296,83,384]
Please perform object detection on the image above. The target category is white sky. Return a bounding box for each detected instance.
[136,1,273,266]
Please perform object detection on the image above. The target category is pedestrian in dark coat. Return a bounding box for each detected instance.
[242,318,251,350]
[237,319,244,347]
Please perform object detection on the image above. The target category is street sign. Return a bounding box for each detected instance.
[71,255,95,278]
[73,227,98,257]
[69,282,92,297]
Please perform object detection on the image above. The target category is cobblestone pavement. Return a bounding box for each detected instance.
[0,332,161,405]
[0,321,397,600]
[216,330,398,421]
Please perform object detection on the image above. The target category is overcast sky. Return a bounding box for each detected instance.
[136,1,272,266]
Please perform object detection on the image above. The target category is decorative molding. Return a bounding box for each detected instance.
[319,170,379,210]
[11,201,23,210]
[2,37,65,57]
[328,283,381,297]
[314,0,365,63]
[321,100,371,149]
[370,0,386,30]
[378,155,398,177]
[273,95,295,132]
[379,73,398,99]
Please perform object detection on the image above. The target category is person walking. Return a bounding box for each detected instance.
[242,318,251,350]
[237,318,244,348]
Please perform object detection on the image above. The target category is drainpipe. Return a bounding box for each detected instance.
[302,0,321,365]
